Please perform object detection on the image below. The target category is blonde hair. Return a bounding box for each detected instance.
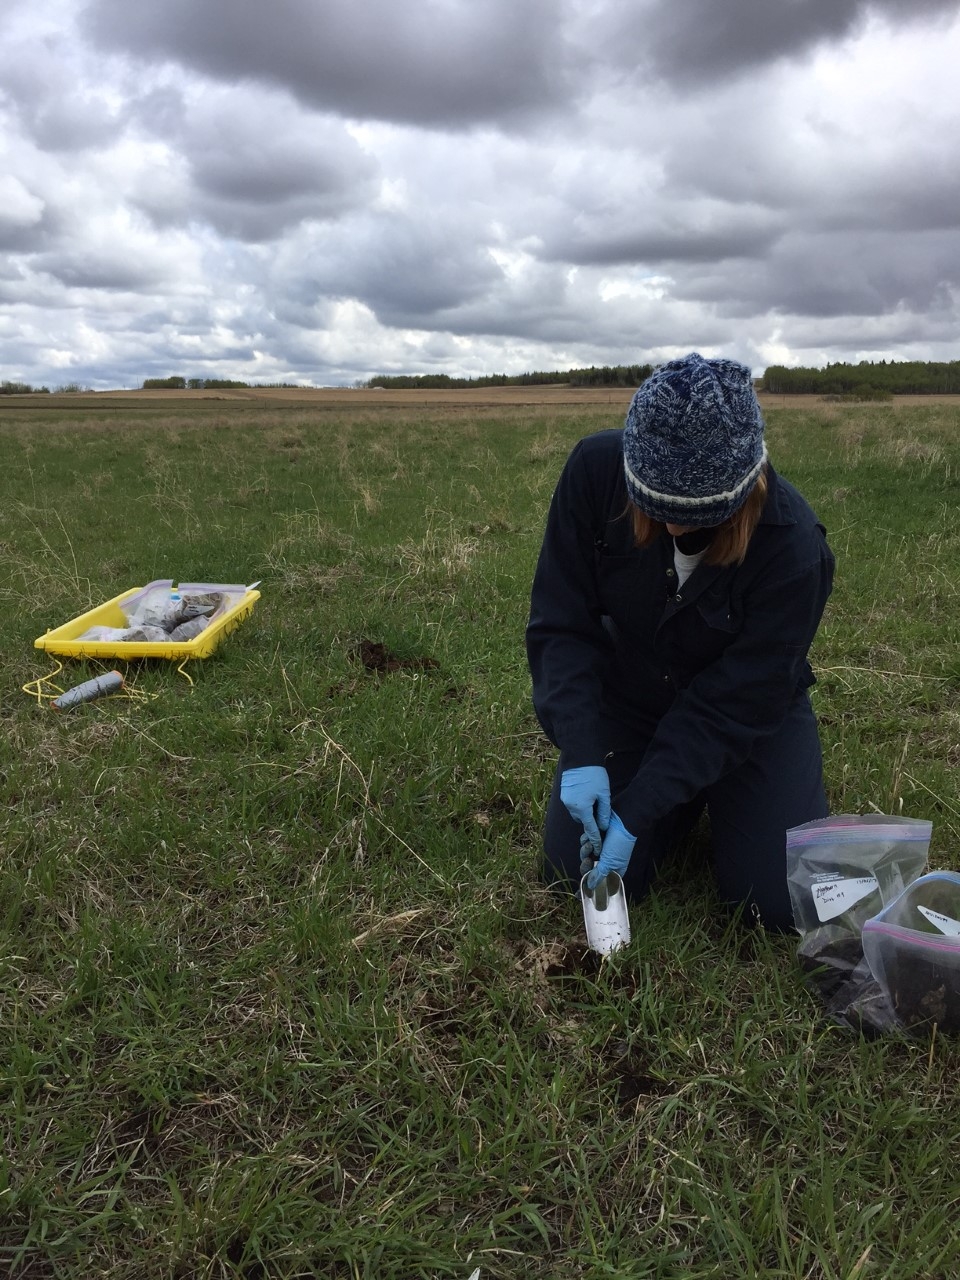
[629,465,768,567]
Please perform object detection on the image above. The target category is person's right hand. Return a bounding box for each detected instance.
[560,765,611,852]
[586,812,636,890]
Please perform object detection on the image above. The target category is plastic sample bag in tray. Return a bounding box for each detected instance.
[34,579,261,661]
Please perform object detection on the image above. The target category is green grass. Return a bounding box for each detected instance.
[2,396,960,1278]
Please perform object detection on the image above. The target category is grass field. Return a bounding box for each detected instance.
[2,391,960,1278]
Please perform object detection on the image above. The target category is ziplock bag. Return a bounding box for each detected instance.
[863,872,960,1032]
[786,814,931,1031]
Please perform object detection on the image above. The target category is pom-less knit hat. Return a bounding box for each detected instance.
[623,352,767,527]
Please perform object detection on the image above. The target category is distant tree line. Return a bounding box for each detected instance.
[761,360,960,397]
[369,359,960,396]
[365,364,654,390]
[10,359,960,398]
[1,380,49,394]
[141,377,304,389]
[1,380,92,394]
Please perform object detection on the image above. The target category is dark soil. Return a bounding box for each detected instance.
[354,638,440,674]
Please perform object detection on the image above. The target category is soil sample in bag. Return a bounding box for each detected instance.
[786,814,932,1025]
[863,872,960,1032]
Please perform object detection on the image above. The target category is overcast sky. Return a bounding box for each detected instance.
[2,0,959,388]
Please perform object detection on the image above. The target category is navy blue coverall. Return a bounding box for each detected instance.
[526,429,835,929]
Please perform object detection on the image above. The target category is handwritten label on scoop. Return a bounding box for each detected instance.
[917,905,960,936]
[813,875,879,922]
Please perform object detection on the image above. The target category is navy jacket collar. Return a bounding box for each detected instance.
[758,464,797,528]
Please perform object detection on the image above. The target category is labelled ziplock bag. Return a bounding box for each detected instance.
[786,814,931,1027]
[863,872,960,1032]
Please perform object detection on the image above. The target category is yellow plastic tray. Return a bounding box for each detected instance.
[34,580,261,661]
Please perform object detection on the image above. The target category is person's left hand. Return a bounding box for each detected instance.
[586,812,636,890]
[560,765,610,852]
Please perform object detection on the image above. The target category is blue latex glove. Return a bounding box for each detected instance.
[560,765,611,852]
[586,812,636,890]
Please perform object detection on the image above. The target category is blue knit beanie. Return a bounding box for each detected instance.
[623,353,767,527]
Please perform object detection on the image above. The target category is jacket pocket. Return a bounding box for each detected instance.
[595,552,643,619]
[696,587,740,635]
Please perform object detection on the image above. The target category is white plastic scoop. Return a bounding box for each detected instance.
[580,871,631,955]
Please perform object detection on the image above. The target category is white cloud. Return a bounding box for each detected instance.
[0,175,44,233]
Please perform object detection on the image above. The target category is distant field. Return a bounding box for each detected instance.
[3,396,960,1278]
[4,386,960,413]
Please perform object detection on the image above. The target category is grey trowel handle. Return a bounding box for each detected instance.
[579,846,609,911]
[590,874,610,912]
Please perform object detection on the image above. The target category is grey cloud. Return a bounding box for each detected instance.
[774,237,958,320]
[539,207,785,267]
[0,36,124,152]
[265,295,336,332]
[811,172,960,237]
[83,0,574,127]
[433,295,731,353]
[22,90,122,152]
[35,250,173,291]
[286,213,502,324]
[186,155,378,242]
[188,94,375,201]
[782,307,960,353]
[127,88,380,241]
[433,279,579,345]
[602,0,960,87]
[0,174,46,250]
[660,114,960,238]
[325,246,731,353]
[131,86,189,137]
[673,229,960,320]
[268,213,671,349]
[0,207,60,255]
[190,193,354,243]
[0,266,66,309]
